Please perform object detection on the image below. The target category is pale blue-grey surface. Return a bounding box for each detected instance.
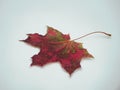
[0,0,120,90]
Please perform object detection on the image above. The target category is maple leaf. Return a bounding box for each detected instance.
[21,26,111,76]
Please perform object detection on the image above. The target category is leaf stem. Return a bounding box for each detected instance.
[49,31,111,44]
[72,31,111,41]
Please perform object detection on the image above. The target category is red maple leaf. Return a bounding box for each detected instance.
[21,26,111,75]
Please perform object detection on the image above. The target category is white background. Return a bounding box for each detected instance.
[0,0,120,90]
